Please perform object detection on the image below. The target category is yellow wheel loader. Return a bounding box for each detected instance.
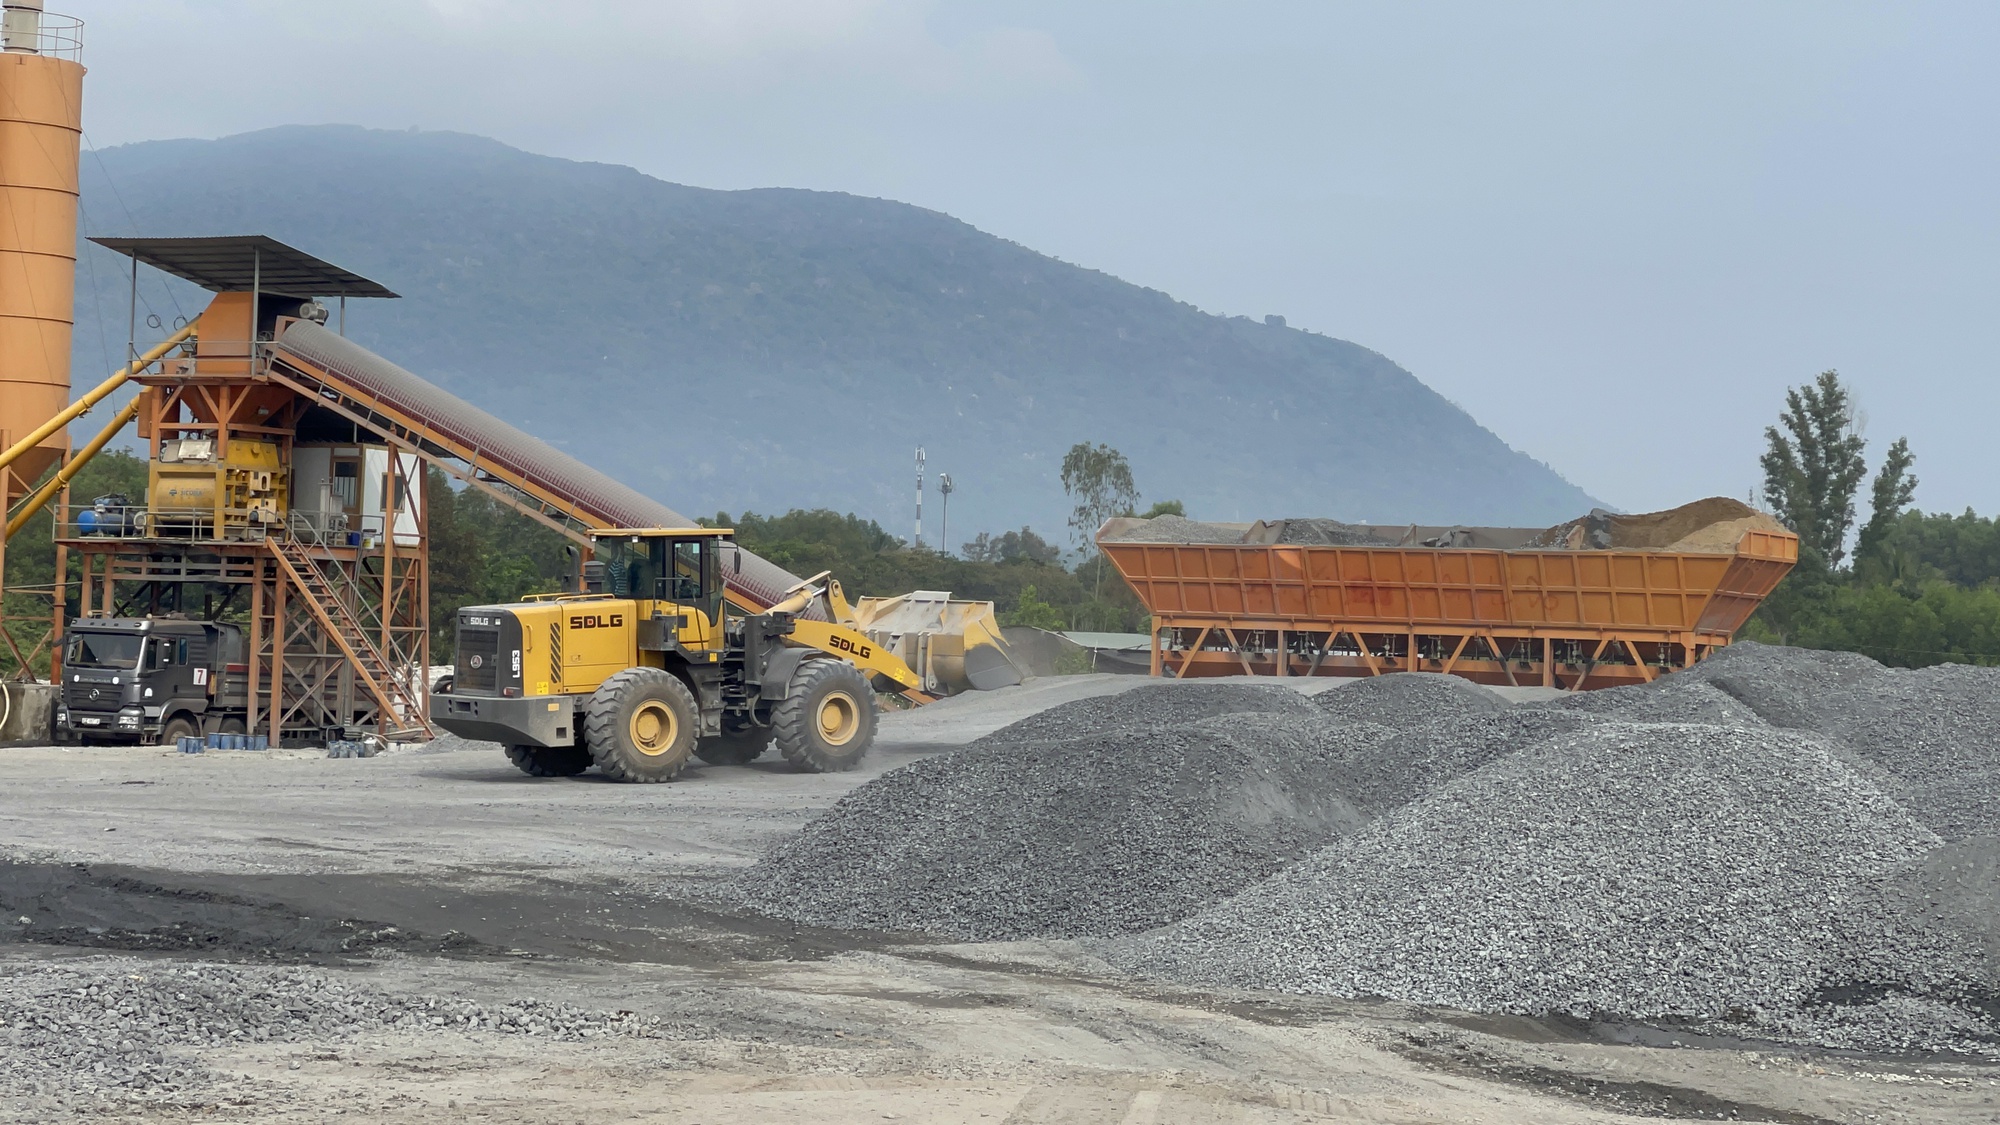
[430,527,923,781]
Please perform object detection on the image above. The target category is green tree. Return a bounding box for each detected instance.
[1000,584,1068,630]
[1059,442,1140,549]
[1137,499,1185,518]
[961,526,1060,565]
[1761,370,1868,566]
[1854,436,1917,568]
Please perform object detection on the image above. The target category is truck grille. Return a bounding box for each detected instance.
[457,627,500,693]
[65,682,121,712]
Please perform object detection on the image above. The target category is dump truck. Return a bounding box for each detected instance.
[432,526,930,781]
[54,616,251,743]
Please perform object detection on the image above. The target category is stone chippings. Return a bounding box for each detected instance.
[977,682,1320,748]
[1312,672,1509,729]
[1105,723,1999,1056]
[730,710,1387,940]
[1102,514,1248,544]
[1529,676,1767,728]
[1804,661,2000,842]
[0,958,690,1109]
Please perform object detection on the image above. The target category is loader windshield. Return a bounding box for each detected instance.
[589,533,717,614]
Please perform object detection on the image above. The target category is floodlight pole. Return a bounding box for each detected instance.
[938,473,954,556]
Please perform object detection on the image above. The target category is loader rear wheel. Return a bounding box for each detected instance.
[586,668,697,783]
[506,743,592,777]
[695,727,769,766]
[774,659,876,773]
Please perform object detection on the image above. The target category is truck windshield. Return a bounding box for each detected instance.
[66,632,144,669]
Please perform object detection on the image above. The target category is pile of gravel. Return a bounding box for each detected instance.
[1806,662,2000,842]
[1329,709,1604,812]
[975,681,1319,749]
[1527,675,1767,728]
[0,958,685,1109]
[1105,722,1998,1057]
[1676,641,1888,729]
[1274,518,1383,546]
[1101,514,1247,544]
[729,711,1387,940]
[1312,672,1509,729]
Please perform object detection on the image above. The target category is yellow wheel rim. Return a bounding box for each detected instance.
[629,700,678,757]
[816,690,860,747]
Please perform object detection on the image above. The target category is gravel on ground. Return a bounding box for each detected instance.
[1102,722,1998,1058]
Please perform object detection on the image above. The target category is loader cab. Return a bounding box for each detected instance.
[586,528,728,649]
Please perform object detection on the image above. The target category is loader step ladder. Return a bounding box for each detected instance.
[268,537,433,738]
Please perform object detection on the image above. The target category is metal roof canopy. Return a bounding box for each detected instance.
[87,235,399,299]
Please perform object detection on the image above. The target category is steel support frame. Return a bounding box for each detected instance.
[1150,617,1719,690]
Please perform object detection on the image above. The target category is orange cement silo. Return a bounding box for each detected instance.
[0,2,83,497]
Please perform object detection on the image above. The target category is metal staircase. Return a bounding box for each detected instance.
[268,536,431,738]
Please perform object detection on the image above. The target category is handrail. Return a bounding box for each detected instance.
[267,538,432,736]
[4,398,142,540]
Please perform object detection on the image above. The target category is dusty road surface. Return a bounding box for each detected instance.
[2,675,1993,1123]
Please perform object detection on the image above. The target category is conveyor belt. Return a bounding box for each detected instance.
[270,320,816,615]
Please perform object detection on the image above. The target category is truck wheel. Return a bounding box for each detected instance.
[159,714,199,746]
[218,716,246,735]
[585,668,698,783]
[694,729,769,766]
[505,744,592,777]
[774,659,876,773]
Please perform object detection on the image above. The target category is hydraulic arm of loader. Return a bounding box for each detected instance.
[759,571,932,700]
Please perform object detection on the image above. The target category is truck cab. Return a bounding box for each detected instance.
[57,617,247,744]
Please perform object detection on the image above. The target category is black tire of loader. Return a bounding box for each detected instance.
[774,659,876,773]
[585,667,698,783]
[505,743,592,777]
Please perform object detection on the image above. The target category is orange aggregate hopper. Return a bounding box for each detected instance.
[1097,499,1798,690]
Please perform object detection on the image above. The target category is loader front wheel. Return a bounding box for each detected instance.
[774,659,876,773]
[506,743,592,777]
[586,668,698,783]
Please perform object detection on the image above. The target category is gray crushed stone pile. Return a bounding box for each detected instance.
[0,958,689,1110]
[974,681,1320,748]
[1101,514,1247,544]
[1273,518,1383,546]
[1527,676,1767,728]
[1331,709,1604,812]
[1312,672,1509,729]
[1805,662,2000,842]
[729,709,1387,940]
[1675,641,1888,729]
[1103,722,1999,1057]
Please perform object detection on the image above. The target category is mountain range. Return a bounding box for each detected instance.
[72,125,1598,543]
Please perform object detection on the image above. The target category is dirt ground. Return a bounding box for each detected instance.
[2,674,1994,1124]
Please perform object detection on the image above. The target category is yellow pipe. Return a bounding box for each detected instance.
[0,320,197,477]
[5,397,143,540]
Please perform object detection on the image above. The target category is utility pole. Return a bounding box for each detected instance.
[938,473,954,556]
[913,446,925,548]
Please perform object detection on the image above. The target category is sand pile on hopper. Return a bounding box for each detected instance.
[1105,722,1998,1056]
[729,708,1385,940]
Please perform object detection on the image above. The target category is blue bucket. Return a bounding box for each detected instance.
[178,735,204,754]
[249,734,269,751]
[204,732,221,749]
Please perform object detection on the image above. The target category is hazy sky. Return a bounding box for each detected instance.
[72,1,2000,517]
